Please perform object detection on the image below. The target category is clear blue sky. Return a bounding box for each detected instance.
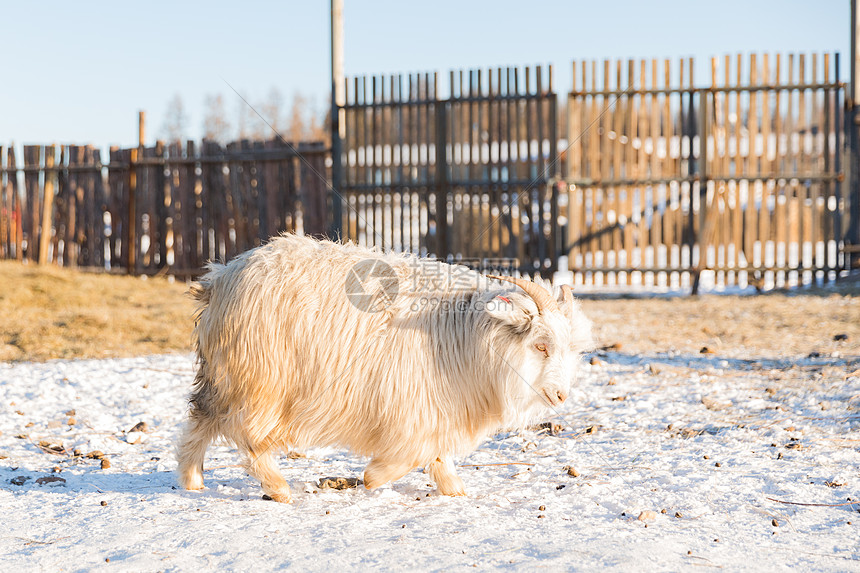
[0,0,849,148]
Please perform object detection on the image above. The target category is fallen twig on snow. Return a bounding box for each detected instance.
[17,536,69,546]
[766,497,860,508]
[459,462,535,467]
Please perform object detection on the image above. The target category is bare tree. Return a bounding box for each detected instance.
[236,92,262,141]
[161,93,188,143]
[203,88,327,144]
[258,87,284,140]
[288,91,308,142]
[309,98,328,143]
[202,94,231,143]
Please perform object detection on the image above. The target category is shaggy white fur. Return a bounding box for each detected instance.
[177,234,593,502]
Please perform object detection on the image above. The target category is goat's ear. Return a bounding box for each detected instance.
[554,287,596,352]
[482,291,537,334]
[555,284,576,317]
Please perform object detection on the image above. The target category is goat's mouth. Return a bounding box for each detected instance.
[541,388,559,407]
[540,387,568,407]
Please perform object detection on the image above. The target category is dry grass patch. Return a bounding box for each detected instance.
[581,287,860,358]
[0,261,194,362]
[0,260,857,362]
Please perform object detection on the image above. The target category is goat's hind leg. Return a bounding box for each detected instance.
[427,456,466,496]
[363,457,414,490]
[176,410,218,491]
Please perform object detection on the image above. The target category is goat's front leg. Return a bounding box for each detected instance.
[245,447,292,503]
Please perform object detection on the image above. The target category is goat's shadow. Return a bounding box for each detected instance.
[0,463,230,499]
[0,458,433,503]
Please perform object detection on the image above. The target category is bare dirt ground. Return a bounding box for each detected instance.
[581,283,860,360]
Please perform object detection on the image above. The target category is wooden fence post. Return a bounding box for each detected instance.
[38,145,55,264]
[126,111,145,274]
[692,88,710,294]
[9,147,21,261]
[155,140,168,269]
[0,146,5,259]
[127,147,137,274]
[185,140,198,272]
[434,98,449,258]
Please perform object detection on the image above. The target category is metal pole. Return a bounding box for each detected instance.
[329,0,345,240]
[846,1,860,264]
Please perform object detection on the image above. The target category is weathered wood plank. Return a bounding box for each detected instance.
[23,145,42,262]
[0,147,6,258]
[38,145,55,264]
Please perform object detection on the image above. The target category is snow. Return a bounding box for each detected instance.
[1,352,858,571]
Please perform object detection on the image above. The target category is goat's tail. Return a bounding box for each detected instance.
[189,262,226,312]
[189,272,213,308]
[187,263,225,420]
[188,280,209,305]
[188,262,226,363]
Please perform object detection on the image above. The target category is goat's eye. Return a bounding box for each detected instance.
[535,343,549,357]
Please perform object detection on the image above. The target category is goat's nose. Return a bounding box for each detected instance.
[556,389,568,403]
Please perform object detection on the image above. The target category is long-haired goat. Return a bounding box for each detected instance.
[177,234,592,502]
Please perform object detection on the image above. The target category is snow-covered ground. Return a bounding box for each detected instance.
[1,352,858,571]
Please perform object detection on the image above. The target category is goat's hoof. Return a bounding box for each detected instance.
[262,492,292,503]
[438,483,467,496]
[437,476,467,497]
[180,474,204,491]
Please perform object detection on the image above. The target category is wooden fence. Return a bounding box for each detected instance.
[1,144,109,267]
[1,52,853,290]
[566,53,845,289]
[0,140,327,275]
[337,65,559,274]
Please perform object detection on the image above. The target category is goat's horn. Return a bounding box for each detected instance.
[487,275,560,315]
[560,284,574,308]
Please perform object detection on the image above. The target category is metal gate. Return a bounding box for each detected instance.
[335,65,559,275]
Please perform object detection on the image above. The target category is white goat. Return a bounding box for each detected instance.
[177,234,592,502]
